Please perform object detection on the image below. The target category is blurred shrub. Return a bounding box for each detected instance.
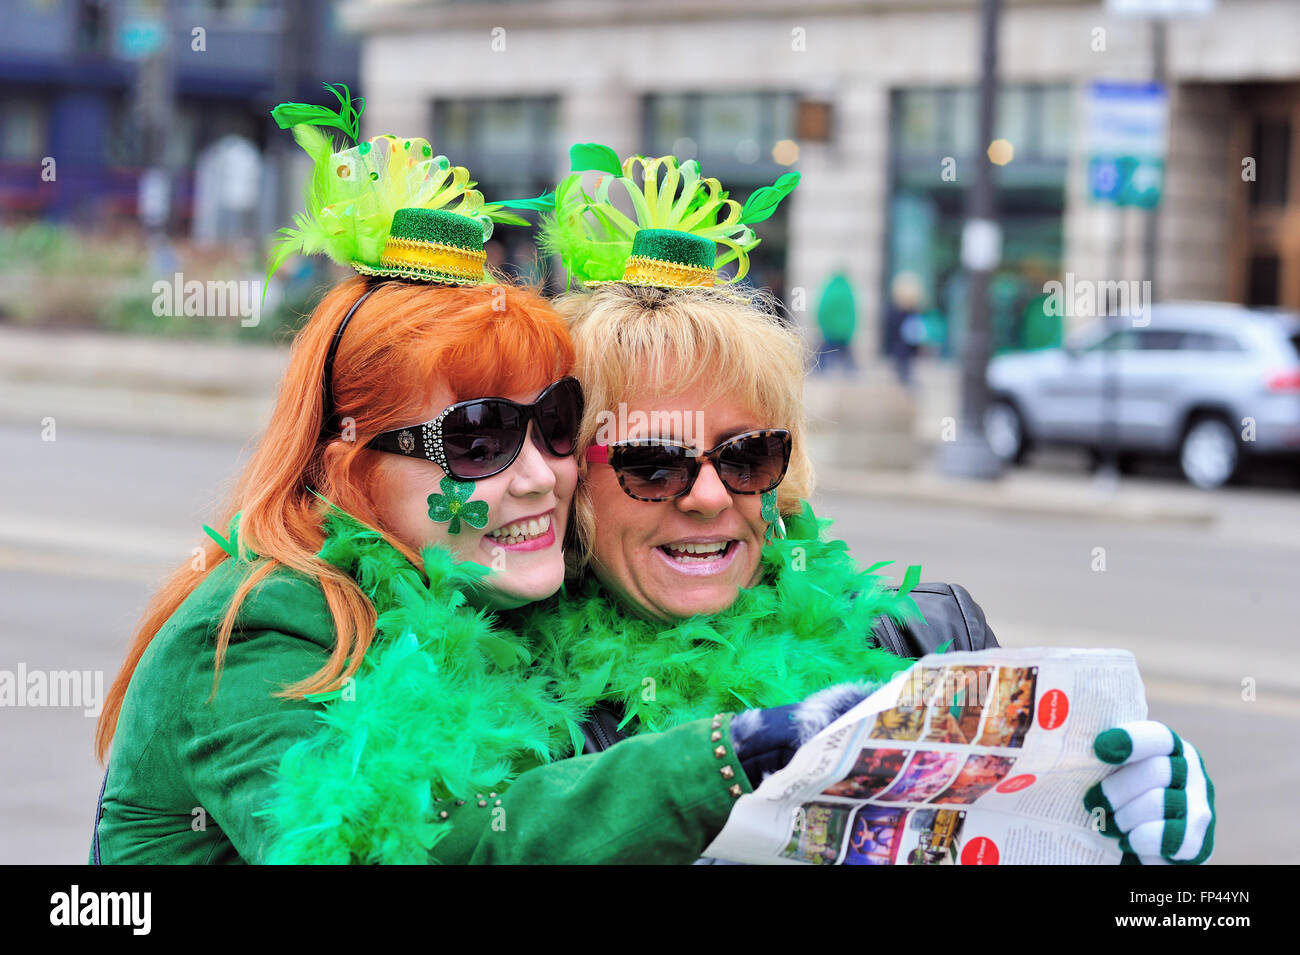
[0,222,328,343]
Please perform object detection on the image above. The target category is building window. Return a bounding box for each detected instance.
[75,0,111,56]
[897,88,944,155]
[893,84,1072,179]
[643,92,797,295]
[1247,253,1280,307]
[432,96,557,198]
[888,85,1071,359]
[1230,84,1300,310]
[0,100,47,162]
[1249,116,1291,208]
[105,98,146,168]
[645,91,797,181]
[431,96,559,283]
[1038,86,1074,160]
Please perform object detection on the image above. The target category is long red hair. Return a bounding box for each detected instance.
[94,276,575,761]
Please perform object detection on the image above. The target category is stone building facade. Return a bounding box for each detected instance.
[341,0,1300,358]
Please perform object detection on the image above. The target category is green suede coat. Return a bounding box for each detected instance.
[94,558,751,865]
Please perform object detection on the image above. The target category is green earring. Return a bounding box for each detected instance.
[427,476,490,534]
[761,490,785,543]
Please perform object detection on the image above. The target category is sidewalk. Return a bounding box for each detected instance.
[0,326,285,441]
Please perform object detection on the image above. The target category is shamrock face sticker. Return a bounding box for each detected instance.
[427,477,490,535]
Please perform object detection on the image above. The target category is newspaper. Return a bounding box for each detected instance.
[703,648,1148,865]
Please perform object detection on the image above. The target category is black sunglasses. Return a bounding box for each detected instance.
[586,429,791,502]
[369,377,584,481]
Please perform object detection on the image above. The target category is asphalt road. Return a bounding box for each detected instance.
[1,423,1297,864]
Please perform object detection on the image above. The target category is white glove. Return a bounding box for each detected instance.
[1084,720,1215,865]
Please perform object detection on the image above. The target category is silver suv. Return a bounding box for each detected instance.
[985,302,1300,488]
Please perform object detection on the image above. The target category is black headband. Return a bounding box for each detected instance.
[320,286,377,436]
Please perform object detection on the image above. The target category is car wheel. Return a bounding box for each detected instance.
[1179,416,1239,489]
[984,400,1027,465]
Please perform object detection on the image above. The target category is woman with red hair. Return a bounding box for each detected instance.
[92,274,586,862]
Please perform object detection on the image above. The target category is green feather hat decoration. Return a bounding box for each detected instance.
[266,82,552,286]
[538,142,800,289]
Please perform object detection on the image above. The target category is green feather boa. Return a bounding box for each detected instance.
[261,503,922,863]
[516,502,923,733]
[261,510,582,864]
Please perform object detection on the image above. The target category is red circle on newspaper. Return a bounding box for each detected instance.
[1037,689,1069,730]
[996,774,1036,794]
[961,837,1000,866]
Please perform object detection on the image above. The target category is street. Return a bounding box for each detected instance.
[2,423,1297,864]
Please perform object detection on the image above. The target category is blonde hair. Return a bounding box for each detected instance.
[552,284,814,572]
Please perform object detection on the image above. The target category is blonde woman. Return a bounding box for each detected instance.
[516,147,1216,866]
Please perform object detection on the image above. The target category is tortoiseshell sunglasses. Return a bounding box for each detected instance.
[585,429,791,502]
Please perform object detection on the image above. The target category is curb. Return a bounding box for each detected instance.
[0,326,287,392]
[0,327,281,441]
[0,381,273,442]
[817,467,1218,526]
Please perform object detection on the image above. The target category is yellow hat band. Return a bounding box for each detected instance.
[621,255,716,288]
[380,236,488,281]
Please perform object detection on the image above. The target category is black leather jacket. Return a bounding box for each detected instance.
[869,581,998,657]
[576,581,998,755]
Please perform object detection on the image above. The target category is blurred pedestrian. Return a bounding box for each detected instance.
[885,271,926,387]
[814,270,857,375]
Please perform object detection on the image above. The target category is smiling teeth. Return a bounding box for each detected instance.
[673,541,727,554]
[489,514,550,545]
[663,540,729,561]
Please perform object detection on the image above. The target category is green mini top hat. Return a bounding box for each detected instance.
[622,229,717,287]
[352,206,489,284]
[538,143,799,289]
[266,82,551,287]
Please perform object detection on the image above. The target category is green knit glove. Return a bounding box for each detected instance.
[1083,720,1215,865]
